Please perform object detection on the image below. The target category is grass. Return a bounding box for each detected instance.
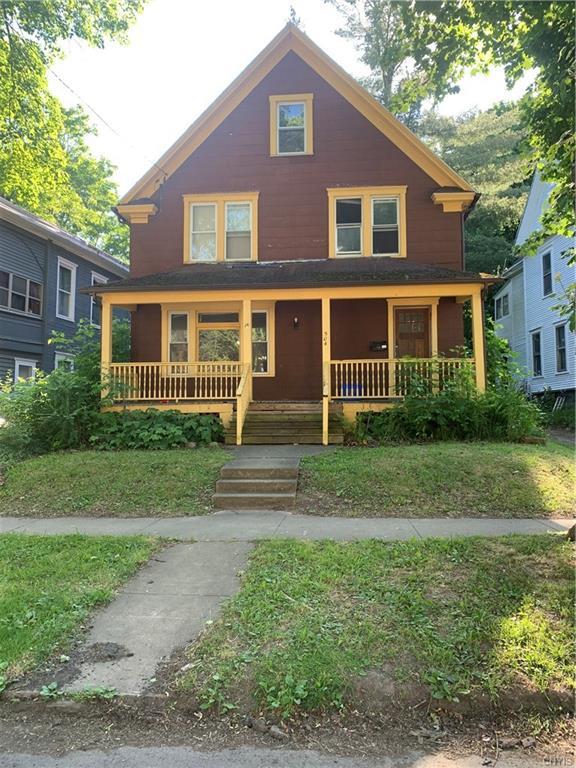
[180,535,574,717]
[300,442,575,517]
[0,533,158,682]
[0,448,228,517]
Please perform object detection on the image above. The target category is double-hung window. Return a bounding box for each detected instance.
[269,94,313,156]
[531,331,542,377]
[14,358,36,382]
[542,252,553,296]
[169,313,189,363]
[184,193,258,262]
[57,258,76,320]
[90,272,108,326]
[0,270,42,316]
[328,187,407,258]
[555,324,567,373]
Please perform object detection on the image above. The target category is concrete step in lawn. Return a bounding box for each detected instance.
[213,457,299,510]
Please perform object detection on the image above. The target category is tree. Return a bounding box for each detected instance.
[417,103,531,274]
[328,1,575,320]
[0,1,146,261]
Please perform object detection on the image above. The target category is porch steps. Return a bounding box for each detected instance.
[224,403,344,445]
[213,459,299,510]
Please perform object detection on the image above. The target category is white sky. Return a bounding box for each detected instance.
[48,0,533,195]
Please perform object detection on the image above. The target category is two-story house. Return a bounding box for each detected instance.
[494,172,575,395]
[0,196,128,381]
[89,25,493,445]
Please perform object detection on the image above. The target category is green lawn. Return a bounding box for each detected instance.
[180,535,574,717]
[0,448,228,517]
[0,534,158,682]
[300,442,575,517]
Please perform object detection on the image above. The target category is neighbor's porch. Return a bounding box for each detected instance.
[99,283,486,445]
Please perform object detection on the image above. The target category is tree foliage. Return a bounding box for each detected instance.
[418,103,531,274]
[0,1,146,261]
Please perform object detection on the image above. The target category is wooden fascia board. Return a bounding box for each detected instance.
[101,283,484,306]
[119,25,474,204]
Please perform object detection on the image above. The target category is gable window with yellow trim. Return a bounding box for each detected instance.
[269,94,313,156]
[327,186,407,259]
[183,192,259,263]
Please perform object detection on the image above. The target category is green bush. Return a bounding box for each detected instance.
[89,409,223,450]
[359,387,543,443]
[544,405,575,430]
[0,368,101,455]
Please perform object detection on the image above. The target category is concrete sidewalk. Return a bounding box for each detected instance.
[1,513,571,541]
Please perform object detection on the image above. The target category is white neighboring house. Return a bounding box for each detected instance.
[494,173,575,394]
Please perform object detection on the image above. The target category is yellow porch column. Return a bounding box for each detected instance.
[241,298,252,399]
[471,289,486,392]
[100,297,113,400]
[321,297,331,445]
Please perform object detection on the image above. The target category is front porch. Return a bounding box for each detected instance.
[99,280,486,446]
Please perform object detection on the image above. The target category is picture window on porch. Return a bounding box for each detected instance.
[191,203,217,262]
[372,198,399,255]
[197,311,240,361]
[336,198,362,255]
[252,310,269,374]
[169,313,189,362]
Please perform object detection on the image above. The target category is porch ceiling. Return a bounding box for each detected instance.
[83,257,497,295]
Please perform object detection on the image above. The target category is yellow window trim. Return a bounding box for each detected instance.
[269,93,313,156]
[327,186,407,259]
[182,192,259,264]
[160,300,275,376]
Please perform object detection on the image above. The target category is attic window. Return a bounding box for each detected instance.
[269,94,313,156]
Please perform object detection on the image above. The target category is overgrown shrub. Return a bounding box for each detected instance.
[50,318,131,385]
[358,386,543,443]
[90,409,223,450]
[545,406,575,430]
[0,368,101,455]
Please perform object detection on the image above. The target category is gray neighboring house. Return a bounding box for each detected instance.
[0,196,128,381]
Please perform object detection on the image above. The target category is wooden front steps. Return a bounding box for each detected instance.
[225,402,344,445]
[213,458,299,510]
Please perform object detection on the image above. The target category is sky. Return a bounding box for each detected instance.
[48,0,533,196]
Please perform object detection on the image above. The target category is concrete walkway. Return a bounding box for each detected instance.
[1,514,572,540]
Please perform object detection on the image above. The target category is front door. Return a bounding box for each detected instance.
[394,307,431,357]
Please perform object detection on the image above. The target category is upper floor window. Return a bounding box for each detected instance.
[0,270,42,317]
[327,186,407,258]
[183,193,258,263]
[555,324,567,373]
[495,293,509,320]
[90,272,108,327]
[542,251,553,296]
[269,94,313,156]
[57,258,77,321]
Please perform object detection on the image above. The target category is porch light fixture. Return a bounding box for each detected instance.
[293,316,300,329]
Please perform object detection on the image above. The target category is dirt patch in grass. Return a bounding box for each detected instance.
[0,447,228,517]
[177,535,574,720]
[298,442,575,517]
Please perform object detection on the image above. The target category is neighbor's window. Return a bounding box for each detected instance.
[14,358,36,382]
[336,198,362,255]
[169,313,189,362]
[328,187,407,258]
[0,270,42,316]
[225,203,251,261]
[54,352,75,371]
[190,203,217,262]
[531,331,542,377]
[502,294,509,316]
[495,297,502,320]
[542,251,553,296]
[252,311,269,374]
[372,197,399,256]
[555,324,567,372]
[269,94,313,156]
[90,272,108,326]
[57,258,76,320]
[185,194,258,262]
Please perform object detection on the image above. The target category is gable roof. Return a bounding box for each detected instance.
[120,24,473,204]
[0,196,128,276]
[515,171,554,247]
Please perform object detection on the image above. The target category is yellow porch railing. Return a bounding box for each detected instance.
[235,366,252,446]
[329,358,475,399]
[107,362,246,402]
